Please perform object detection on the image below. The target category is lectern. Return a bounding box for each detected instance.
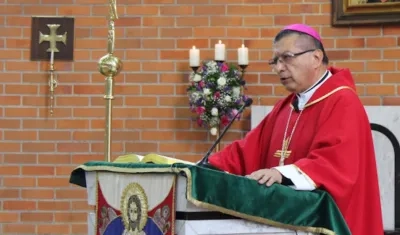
[69,159,351,235]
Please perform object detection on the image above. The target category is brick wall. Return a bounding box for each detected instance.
[1,0,399,234]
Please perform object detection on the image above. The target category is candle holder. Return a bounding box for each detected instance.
[190,61,248,79]
[239,64,248,70]
[239,64,248,80]
[190,66,199,73]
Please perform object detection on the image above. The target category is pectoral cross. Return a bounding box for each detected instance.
[274,138,292,159]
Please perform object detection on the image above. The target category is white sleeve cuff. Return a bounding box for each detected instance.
[274,165,316,191]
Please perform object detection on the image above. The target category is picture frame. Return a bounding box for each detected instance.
[332,0,400,26]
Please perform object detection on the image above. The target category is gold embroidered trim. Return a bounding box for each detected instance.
[82,165,337,235]
[95,172,99,234]
[293,164,317,188]
[171,176,176,235]
[290,86,354,110]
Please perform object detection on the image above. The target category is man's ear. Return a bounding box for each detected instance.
[313,50,323,68]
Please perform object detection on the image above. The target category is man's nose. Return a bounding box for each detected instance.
[274,60,285,73]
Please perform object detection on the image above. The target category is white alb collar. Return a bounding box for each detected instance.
[296,70,332,110]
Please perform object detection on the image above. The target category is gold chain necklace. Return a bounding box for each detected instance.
[279,107,303,166]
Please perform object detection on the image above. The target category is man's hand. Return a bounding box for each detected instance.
[246,168,283,187]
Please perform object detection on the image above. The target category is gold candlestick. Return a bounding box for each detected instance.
[98,0,122,162]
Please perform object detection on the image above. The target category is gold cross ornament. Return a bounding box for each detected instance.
[274,138,292,159]
[39,24,67,52]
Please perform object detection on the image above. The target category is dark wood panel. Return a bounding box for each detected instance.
[30,16,74,61]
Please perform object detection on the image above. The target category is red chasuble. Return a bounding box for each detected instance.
[208,67,384,235]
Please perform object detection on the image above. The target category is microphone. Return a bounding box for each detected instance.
[196,98,253,170]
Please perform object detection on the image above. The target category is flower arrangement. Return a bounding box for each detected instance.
[187,60,250,136]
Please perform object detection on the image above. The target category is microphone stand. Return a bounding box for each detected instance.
[197,99,253,170]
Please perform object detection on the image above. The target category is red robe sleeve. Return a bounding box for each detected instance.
[294,90,374,202]
[208,106,279,176]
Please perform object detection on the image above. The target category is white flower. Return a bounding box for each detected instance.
[210,117,219,126]
[224,95,231,102]
[211,107,218,116]
[205,61,218,73]
[217,77,226,86]
[193,74,202,82]
[232,87,241,97]
[208,60,217,67]
[190,92,200,101]
[203,88,211,95]
[210,127,218,136]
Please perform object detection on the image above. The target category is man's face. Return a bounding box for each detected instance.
[271,34,317,93]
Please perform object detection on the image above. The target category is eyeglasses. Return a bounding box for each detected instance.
[268,49,316,66]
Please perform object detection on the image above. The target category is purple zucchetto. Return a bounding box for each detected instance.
[282,24,322,43]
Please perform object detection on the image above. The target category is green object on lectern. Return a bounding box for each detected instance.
[69,161,350,235]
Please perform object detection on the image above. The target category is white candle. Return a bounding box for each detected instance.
[50,50,54,64]
[214,40,225,61]
[189,46,200,67]
[238,44,248,65]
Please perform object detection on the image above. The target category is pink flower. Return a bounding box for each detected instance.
[221,115,229,126]
[199,81,205,88]
[221,63,229,72]
[214,91,221,100]
[196,106,205,115]
[231,109,240,119]
[197,118,203,126]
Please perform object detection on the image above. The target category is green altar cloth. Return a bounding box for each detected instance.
[69,161,350,235]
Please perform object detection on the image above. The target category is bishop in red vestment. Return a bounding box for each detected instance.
[208,24,384,235]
